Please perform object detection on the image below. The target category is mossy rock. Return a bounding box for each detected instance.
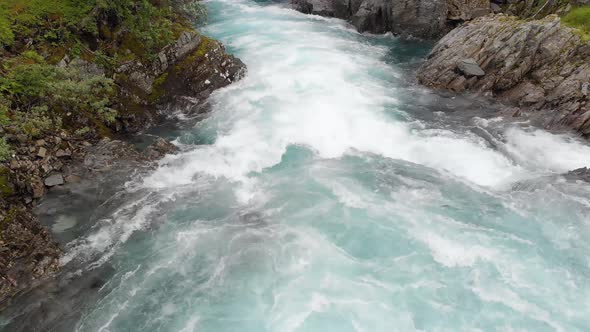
[0,166,14,198]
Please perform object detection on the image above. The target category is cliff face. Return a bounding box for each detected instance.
[292,0,491,39]
[417,15,590,135]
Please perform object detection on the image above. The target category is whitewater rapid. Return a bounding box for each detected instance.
[4,1,590,331]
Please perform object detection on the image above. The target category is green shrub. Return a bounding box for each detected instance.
[0,50,116,138]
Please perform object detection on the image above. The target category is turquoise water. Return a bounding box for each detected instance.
[5,1,590,331]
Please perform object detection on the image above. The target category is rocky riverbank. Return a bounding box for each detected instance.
[0,1,245,304]
[417,13,590,135]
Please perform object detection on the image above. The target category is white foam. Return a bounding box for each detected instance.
[504,127,590,173]
[142,3,540,192]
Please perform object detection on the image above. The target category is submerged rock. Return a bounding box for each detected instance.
[564,167,590,182]
[417,14,590,135]
[145,138,179,160]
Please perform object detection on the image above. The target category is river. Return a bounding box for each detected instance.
[3,0,590,331]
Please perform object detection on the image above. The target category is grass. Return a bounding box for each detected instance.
[562,6,590,42]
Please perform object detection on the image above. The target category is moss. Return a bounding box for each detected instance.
[174,36,212,74]
[562,6,590,41]
[148,72,169,103]
[0,166,13,198]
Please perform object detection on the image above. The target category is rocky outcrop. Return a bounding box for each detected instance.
[417,14,590,135]
[292,0,491,39]
[352,0,449,38]
[114,32,246,133]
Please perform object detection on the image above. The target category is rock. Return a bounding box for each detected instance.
[417,14,590,135]
[9,160,20,170]
[37,147,47,158]
[447,0,490,21]
[457,58,485,76]
[57,55,70,68]
[31,178,46,198]
[292,0,355,17]
[490,2,501,13]
[564,167,590,182]
[129,70,155,95]
[35,139,46,146]
[501,81,545,106]
[145,138,179,160]
[55,149,72,158]
[352,0,448,38]
[292,0,493,39]
[44,174,64,187]
[449,75,467,92]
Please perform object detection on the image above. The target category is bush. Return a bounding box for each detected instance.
[0,51,116,138]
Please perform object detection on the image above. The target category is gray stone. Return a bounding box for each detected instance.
[44,174,64,187]
[31,177,45,198]
[55,149,72,158]
[457,58,485,76]
[490,3,502,13]
[37,147,47,158]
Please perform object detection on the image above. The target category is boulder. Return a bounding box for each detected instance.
[457,58,485,76]
[37,147,47,158]
[292,0,353,17]
[145,138,179,160]
[352,0,448,38]
[30,177,46,198]
[44,174,64,187]
[55,149,72,158]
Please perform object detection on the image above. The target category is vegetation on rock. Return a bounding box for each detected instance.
[0,0,206,155]
[562,5,590,40]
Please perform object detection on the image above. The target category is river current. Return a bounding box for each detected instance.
[3,0,590,331]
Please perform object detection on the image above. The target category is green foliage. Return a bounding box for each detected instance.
[562,6,590,40]
[0,0,208,156]
[0,138,11,162]
[180,1,208,25]
[0,51,116,138]
[12,105,59,138]
[74,126,91,136]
